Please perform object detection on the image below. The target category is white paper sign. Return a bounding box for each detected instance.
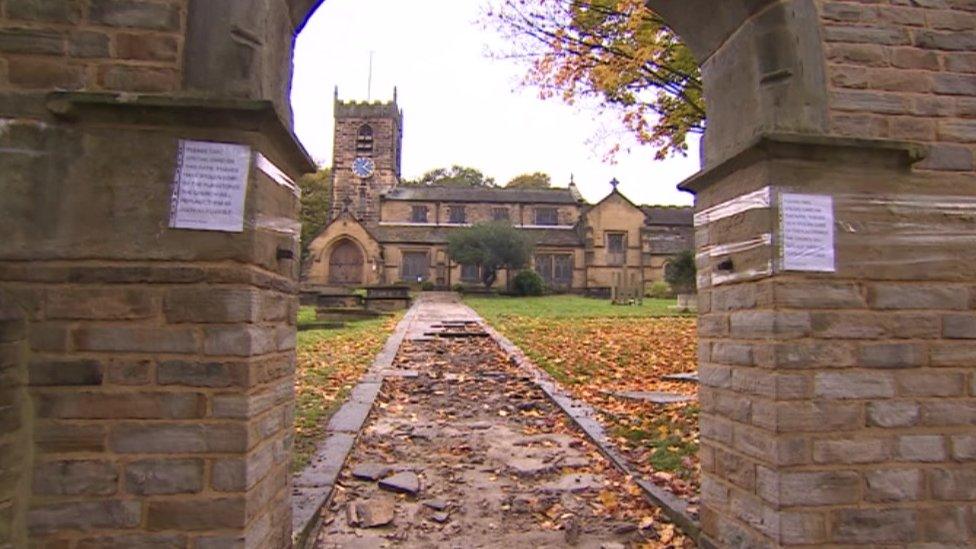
[169,140,251,232]
[780,193,835,272]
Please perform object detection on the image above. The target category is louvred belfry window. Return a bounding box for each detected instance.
[356,125,374,155]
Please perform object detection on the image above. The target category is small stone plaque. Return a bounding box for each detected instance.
[169,140,251,232]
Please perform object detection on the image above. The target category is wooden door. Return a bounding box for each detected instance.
[328,240,364,285]
[401,251,429,281]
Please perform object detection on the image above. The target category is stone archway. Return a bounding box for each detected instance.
[2,0,975,546]
[327,238,365,285]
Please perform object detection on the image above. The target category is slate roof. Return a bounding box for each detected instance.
[382,186,581,205]
[641,206,694,226]
[370,225,582,247]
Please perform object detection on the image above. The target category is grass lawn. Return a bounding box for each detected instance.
[466,294,701,500]
[464,294,690,323]
[292,307,401,471]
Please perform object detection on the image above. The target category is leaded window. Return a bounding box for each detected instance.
[411,205,428,223]
[606,232,626,266]
[535,207,558,226]
[535,254,573,288]
[460,263,480,283]
[448,205,466,224]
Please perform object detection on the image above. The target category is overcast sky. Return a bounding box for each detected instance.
[291,0,699,206]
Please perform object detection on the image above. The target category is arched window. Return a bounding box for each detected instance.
[356,124,373,155]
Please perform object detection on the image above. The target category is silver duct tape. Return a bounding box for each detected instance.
[255,153,301,196]
[693,187,771,227]
[248,213,301,237]
[709,262,774,287]
[696,234,773,259]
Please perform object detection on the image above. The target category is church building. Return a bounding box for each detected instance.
[304,92,694,294]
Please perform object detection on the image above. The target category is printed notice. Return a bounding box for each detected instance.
[169,140,251,232]
[780,193,836,272]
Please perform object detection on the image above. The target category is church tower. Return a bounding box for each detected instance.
[330,88,403,224]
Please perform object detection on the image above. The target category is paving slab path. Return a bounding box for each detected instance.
[315,293,690,548]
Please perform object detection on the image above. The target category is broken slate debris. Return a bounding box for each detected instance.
[662,372,699,383]
[378,471,421,496]
[609,390,694,404]
[542,473,603,493]
[422,499,449,511]
[431,511,450,523]
[316,294,690,546]
[346,497,395,528]
[351,463,392,482]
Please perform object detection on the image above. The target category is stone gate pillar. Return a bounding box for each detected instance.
[0,294,29,548]
[685,134,976,547]
[0,95,314,547]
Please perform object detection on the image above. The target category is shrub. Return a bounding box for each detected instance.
[420,281,435,291]
[451,283,464,293]
[447,222,533,288]
[646,281,675,299]
[664,250,697,294]
[513,270,545,296]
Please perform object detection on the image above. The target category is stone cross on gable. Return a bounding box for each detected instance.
[610,178,620,190]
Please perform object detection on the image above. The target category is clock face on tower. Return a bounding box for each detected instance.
[352,157,375,178]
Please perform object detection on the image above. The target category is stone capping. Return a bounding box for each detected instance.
[290,304,420,548]
[473,313,702,543]
[44,92,316,176]
[678,132,929,194]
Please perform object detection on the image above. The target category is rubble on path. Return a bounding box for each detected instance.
[346,497,396,528]
[316,321,694,548]
[379,472,421,496]
[351,463,392,482]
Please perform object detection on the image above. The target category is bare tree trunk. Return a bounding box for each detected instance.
[482,267,498,289]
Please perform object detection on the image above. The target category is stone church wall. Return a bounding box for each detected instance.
[380,200,437,223]
[306,216,384,286]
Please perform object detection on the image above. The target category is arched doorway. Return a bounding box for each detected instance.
[328,239,365,285]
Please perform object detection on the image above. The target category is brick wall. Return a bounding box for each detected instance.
[0,293,28,549]
[14,263,297,547]
[0,0,188,94]
[819,0,976,172]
